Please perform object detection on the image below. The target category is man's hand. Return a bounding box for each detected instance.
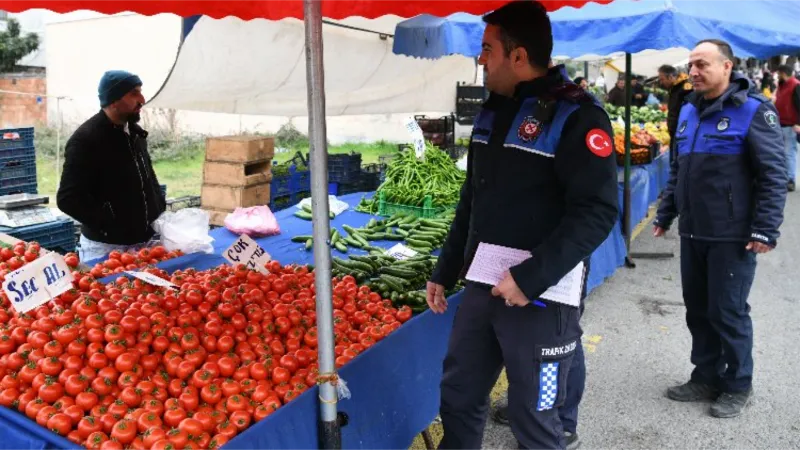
[793,125,800,134]
[491,272,530,307]
[746,241,773,254]
[653,225,667,237]
[426,282,448,314]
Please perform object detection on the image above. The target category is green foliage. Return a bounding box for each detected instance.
[0,19,39,72]
[275,122,309,149]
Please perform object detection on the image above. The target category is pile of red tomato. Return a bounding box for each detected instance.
[0,241,80,275]
[88,246,184,279]
[0,259,412,450]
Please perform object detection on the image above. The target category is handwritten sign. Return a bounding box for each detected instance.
[386,243,418,260]
[403,117,426,160]
[125,271,178,289]
[224,234,271,274]
[2,253,73,313]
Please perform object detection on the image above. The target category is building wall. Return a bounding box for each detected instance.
[0,73,47,129]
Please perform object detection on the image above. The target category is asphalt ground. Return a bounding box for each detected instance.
[412,192,800,449]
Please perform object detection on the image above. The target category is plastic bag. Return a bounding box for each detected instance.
[296,195,349,217]
[152,208,215,254]
[223,205,281,237]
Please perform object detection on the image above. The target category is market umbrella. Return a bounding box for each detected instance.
[394,0,800,59]
[0,1,608,448]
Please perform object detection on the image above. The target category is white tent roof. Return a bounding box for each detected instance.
[148,16,477,116]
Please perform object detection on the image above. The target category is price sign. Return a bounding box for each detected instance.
[224,234,271,274]
[386,243,418,260]
[2,253,73,313]
[125,271,178,289]
[403,117,426,160]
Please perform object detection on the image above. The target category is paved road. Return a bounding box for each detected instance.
[478,192,800,449]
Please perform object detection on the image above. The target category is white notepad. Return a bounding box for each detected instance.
[464,242,584,307]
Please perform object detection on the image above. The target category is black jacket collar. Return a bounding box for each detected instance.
[96,110,148,138]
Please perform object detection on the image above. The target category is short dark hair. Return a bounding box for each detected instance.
[483,1,553,69]
[658,64,678,77]
[573,76,585,85]
[778,64,794,76]
[697,39,735,62]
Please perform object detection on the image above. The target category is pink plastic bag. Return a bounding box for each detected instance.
[223,206,281,237]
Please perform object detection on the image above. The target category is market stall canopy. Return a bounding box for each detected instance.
[0,0,607,20]
[146,15,478,116]
[393,0,800,59]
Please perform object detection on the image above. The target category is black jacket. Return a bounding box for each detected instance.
[57,111,166,245]
[666,74,693,139]
[431,68,619,303]
[655,74,787,247]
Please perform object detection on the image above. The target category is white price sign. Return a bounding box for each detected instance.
[2,253,73,314]
[404,117,426,160]
[224,234,271,274]
[125,271,178,289]
[386,243,418,260]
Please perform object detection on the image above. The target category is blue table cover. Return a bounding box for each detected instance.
[3,174,674,448]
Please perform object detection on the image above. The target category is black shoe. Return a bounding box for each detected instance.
[491,404,510,426]
[565,431,581,450]
[788,182,796,192]
[710,389,752,418]
[666,381,719,402]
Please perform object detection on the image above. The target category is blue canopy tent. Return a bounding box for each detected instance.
[394,0,800,265]
[393,0,800,59]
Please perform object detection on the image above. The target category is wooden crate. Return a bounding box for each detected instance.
[201,182,271,211]
[206,136,275,163]
[203,159,272,186]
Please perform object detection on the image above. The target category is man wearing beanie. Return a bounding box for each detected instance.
[57,70,166,261]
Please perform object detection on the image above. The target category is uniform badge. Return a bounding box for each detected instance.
[537,361,559,411]
[517,116,543,143]
[717,117,730,131]
[585,129,612,158]
[678,121,687,134]
[764,110,779,128]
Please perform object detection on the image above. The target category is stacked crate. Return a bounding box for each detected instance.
[0,127,38,196]
[201,136,274,227]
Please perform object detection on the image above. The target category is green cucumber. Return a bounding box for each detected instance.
[380,267,418,279]
[378,275,405,292]
[334,241,348,253]
[294,210,313,220]
[331,229,341,245]
[291,235,313,242]
[302,203,313,213]
[305,239,313,251]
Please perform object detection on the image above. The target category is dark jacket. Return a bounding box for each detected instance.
[666,74,693,139]
[57,111,166,246]
[655,73,787,247]
[431,67,619,302]
[607,86,626,107]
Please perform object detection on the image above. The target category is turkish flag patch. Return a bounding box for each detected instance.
[585,129,612,158]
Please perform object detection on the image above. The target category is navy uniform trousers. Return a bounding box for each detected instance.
[681,238,757,393]
[438,283,582,450]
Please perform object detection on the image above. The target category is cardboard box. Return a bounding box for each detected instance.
[205,136,275,163]
[201,183,271,211]
[205,208,232,227]
[203,160,272,186]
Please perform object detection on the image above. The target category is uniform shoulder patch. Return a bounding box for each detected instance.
[764,110,779,128]
[585,129,613,157]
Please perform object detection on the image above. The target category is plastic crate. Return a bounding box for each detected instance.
[0,145,35,160]
[0,183,37,196]
[445,146,468,161]
[291,167,311,193]
[48,236,77,254]
[359,171,381,192]
[0,218,75,250]
[376,191,449,219]
[0,127,34,151]
[271,172,291,198]
[327,153,362,184]
[0,155,36,187]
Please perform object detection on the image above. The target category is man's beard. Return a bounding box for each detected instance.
[127,112,141,124]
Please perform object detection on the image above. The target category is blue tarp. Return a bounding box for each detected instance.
[393,0,800,59]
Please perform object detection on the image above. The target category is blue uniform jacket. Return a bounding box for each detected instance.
[655,73,787,246]
[431,66,618,303]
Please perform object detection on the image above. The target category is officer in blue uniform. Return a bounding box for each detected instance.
[654,39,787,418]
[425,2,619,448]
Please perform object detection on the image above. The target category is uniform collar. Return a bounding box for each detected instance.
[513,65,569,100]
[96,110,148,138]
[687,72,751,118]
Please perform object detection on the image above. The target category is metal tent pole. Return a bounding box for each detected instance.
[623,53,636,268]
[302,0,341,448]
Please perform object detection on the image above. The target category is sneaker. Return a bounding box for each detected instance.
[709,389,752,418]
[565,431,581,450]
[490,404,510,426]
[666,381,719,402]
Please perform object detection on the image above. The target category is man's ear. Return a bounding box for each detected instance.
[512,46,528,68]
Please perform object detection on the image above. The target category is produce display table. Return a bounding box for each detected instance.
[0,188,638,450]
[617,151,671,232]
